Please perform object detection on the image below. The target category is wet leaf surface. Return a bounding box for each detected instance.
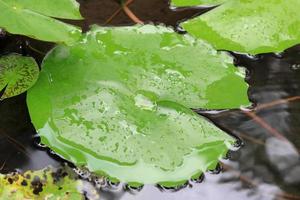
[0,0,82,44]
[37,25,249,109]
[182,0,300,54]
[26,25,250,185]
[171,0,224,7]
[0,54,39,99]
[1,0,300,199]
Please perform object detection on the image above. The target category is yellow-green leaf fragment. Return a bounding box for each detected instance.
[0,167,87,200]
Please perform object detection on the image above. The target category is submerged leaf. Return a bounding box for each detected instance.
[171,0,224,7]
[0,0,82,44]
[182,0,300,54]
[0,54,39,99]
[0,167,87,200]
[27,25,248,185]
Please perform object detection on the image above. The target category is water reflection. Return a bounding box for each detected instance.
[120,175,280,200]
[0,94,61,173]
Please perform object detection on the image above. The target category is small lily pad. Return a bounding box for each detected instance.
[0,54,39,99]
[181,0,300,54]
[27,25,248,185]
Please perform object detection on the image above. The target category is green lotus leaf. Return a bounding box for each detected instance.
[0,0,82,44]
[0,54,39,99]
[27,25,248,185]
[0,167,88,200]
[171,0,224,7]
[182,0,300,54]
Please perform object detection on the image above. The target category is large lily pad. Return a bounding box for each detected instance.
[0,54,39,99]
[0,167,87,200]
[182,0,300,54]
[0,0,82,44]
[171,0,224,7]
[27,25,248,185]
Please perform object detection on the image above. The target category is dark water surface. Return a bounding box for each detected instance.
[1,0,300,199]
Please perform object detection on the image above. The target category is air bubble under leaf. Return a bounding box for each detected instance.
[181,0,300,54]
[27,25,248,185]
[0,54,39,99]
[0,0,82,44]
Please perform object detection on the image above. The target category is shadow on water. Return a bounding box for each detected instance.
[1,0,300,199]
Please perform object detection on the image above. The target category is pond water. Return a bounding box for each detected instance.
[0,0,300,199]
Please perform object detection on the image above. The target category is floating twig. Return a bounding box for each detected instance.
[104,0,135,25]
[122,0,143,24]
[242,111,287,141]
